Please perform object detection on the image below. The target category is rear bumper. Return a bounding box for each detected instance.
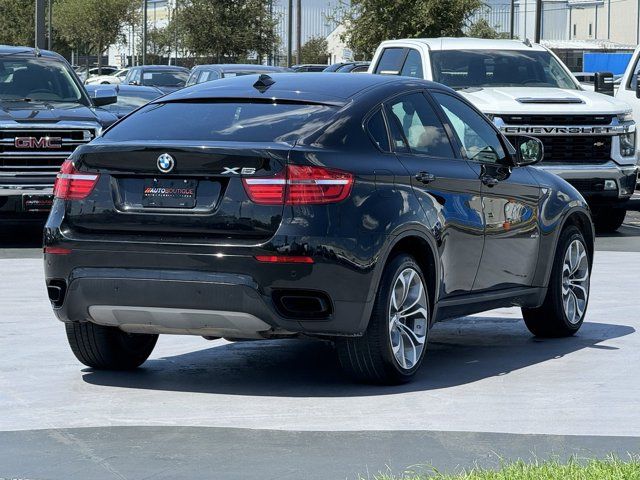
[536,162,637,204]
[44,238,377,338]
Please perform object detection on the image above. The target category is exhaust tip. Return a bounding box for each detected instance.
[47,280,67,308]
[273,290,332,320]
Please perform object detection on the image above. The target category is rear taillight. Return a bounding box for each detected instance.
[53,159,99,200]
[243,165,353,205]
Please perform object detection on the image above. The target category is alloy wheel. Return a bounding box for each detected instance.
[561,239,590,325]
[388,267,429,370]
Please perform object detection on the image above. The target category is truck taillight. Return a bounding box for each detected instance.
[243,165,353,205]
[53,160,99,200]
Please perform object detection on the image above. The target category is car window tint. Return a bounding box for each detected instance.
[366,109,390,152]
[400,50,423,79]
[387,93,454,157]
[104,102,337,143]
[375,48,406,75]
[432,92,506,163]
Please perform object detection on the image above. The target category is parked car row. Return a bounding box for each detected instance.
[81,61,372,89]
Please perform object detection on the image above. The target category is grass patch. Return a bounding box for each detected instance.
[368,456,640,480]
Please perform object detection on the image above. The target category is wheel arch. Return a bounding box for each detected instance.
[561,209,595,266]
[534,205,595,289]
[367,228,441,327]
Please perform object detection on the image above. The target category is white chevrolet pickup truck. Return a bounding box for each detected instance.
[369,38,638,232]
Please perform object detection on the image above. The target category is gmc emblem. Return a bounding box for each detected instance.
[14,136,63,149]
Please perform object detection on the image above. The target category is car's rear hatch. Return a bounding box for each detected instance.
[65,141,288,241]
[58,96,340,242]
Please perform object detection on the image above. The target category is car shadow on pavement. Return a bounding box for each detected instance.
[82,316,634,397]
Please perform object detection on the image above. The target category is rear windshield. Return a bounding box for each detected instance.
[142,70,188,87]
[103,101,337,143]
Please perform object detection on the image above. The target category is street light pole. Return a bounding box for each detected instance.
[534,0,543,43]
[173,0,178,66]
[510,0,515,39]
[35,0,46,49]
[141,0,148,65]
[47,0,52,49]
[287,0,293,67]
[296,0,301,65]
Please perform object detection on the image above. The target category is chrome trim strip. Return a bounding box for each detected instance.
[0,151,74,157]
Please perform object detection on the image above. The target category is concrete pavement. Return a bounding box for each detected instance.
[1,222,640,478]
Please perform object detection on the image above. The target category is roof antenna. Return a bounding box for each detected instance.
[523,38,532,47]
[33,46,41,57]
[253,74,275,93]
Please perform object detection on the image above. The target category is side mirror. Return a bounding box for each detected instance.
[514,136,544,166]
[635,73,640,99]
[594,71,615,96]
[91,87,117,107]
[129,80,139,86]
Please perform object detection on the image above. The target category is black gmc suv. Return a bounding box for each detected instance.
[0,46,118,222]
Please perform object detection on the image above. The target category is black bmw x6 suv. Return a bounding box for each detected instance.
[44,73,594,384]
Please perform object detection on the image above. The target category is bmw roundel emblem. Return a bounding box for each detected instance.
[157,153,175,173]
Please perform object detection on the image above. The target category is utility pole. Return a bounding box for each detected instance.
[47,0,52,49]
[35,0,46,49]
[287,0,293,66]
[509,0,515,39]
[296,0,302,65]
[142,0,148,65]
[534,0,543,43]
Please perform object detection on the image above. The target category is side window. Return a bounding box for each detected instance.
[387,112,410,153]
[366,109,390,152]
[628,55,640,91]
[132,69,142,85]
[387,92,454,158]
[186,71,198,86]
[432,92,506,163]
[375,48,407,75]
[400,49,423,79]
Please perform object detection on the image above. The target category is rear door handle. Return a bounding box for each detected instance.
[415,171,436,185]
[481,175,499,187]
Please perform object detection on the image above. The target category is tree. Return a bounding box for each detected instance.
[335,0,483,58]
[297,37,328,65]
[177,0,278,62]
[0,0,34,46]
[54,0,137,71]
[467,18,510,39]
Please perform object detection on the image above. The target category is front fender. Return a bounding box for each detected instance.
[532,188,593,288]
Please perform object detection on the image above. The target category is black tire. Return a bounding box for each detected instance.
[65,321,158,370]
[522,225,591,337]
[593,207,626,233]
[336,254,430,385]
